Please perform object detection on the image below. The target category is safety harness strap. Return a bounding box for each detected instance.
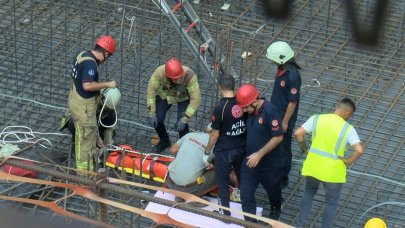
[148,156,159,180]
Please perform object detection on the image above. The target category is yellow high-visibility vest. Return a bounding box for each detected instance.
[301,114,352,183]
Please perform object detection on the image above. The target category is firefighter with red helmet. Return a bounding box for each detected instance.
[147,58,201,153]
[235,84,286,222]
[67,35,117,174]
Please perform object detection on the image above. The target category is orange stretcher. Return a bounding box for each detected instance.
[105,145,240,202]
[105,145,173,183]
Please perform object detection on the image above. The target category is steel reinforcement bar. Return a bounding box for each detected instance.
[1,157,271,228]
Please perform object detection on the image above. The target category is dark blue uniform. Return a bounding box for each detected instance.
[240,100,285,221]
[211,97,247,215]
[71,51,99,98]
[270,62,302,182]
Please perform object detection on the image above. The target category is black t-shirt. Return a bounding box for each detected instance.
[246,100,286,169]
[270,62,301,129]
[211,97,247,152]
[71,51,99,98]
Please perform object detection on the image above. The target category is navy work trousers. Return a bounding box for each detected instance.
[214,147,245,215]
[282,129,293,179]
[155,96,190,141]
[240,159,284,222]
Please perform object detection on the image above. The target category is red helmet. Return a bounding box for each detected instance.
[236,84,259,107]
[96,35,116,54]
[165,58,184,79]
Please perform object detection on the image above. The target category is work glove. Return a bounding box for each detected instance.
[97,137,105,148]
[176,116,189,132]
[202,154,210,167]
[148,115,158,128]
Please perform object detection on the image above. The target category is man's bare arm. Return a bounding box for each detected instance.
[205,130,219,155]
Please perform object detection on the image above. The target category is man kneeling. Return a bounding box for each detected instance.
[165,125,215,204]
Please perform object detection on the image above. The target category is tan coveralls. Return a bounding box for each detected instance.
[68,52,99,171]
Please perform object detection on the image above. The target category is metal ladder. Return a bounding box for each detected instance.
[152,0,237,82]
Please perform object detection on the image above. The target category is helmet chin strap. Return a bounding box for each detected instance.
[250,103,258,115]
[96,51,110,65]
[95,55,104,65]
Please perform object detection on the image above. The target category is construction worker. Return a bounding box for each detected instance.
[236,84,286,222]
[364,218,386,228]
[165,125,216,198]
[266,40,302,188]
[294,98,364,228]
[61,87,121,148]
[147,58,201,153]
[204,75,247,216]
[67,35,117,174]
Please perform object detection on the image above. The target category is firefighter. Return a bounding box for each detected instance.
[236,84,286,221]
[67,35,117,174]
[60,87,121,149]
[204,75,247,216]
[266,41,302,188]
[147,58,201,153]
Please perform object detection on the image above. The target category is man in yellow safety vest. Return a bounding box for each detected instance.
[294,98,364,228]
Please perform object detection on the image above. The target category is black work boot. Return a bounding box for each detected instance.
[152,139,171,153]
[217,198,231,216]
[217,208,231,216]
[213,210,232,224]
[269,205,281,220]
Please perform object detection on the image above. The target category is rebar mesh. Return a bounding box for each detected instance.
[0,0,404,227]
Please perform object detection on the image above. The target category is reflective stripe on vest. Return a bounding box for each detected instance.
[302,114,352,182]
[309,115,350,160]
[77,51,96,64]
[335,122,350,153]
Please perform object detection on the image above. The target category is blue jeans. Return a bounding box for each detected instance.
[155,96,190,140]
[297,176,343,228]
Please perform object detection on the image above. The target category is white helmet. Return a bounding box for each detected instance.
[266,41,294,64]
[101,87,121,109]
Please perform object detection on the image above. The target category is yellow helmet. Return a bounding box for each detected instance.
[364,217,386,228]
